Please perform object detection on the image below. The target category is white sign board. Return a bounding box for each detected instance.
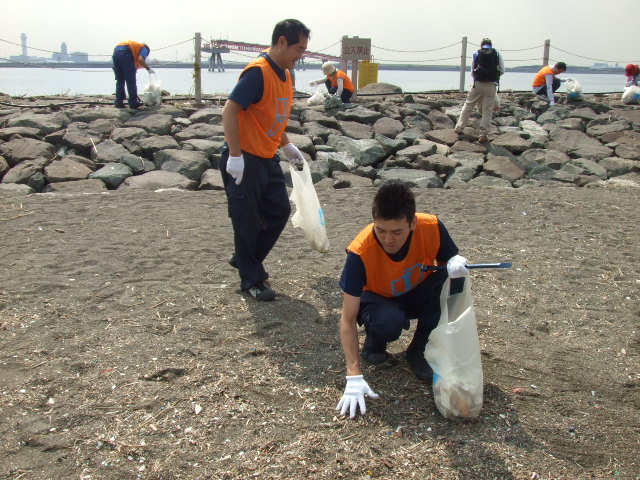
[341,37,371,61]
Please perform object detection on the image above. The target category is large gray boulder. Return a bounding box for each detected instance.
[326,135,386,167]
[2,157,50,184]
[153,149,210,182]
[560,158,608,179]
[91,139,132,164]
[0,138,56,166]
[4,112,69,135]
[119,170,196,190]
[89,163,133,188]
[372,117,404,138]
[137,136,181,156]
[376,168,443,188]
[335,106,383,125]
[491,132,534,154]
[44,157,93,182]
[125,114,174,135]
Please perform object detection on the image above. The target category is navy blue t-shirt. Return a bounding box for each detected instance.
[228,53,287,109]
[339,220,459,297]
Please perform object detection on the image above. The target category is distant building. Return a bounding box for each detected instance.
[69,51,88,63]
[52,42,70,62]
[593,63,609,69]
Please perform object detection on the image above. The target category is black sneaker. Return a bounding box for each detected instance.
[361,350,390,365]
[406,349,434,383]
[228,254,269,280]
[243,282,276,301]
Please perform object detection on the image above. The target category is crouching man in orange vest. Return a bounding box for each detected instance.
[532,62,568,106]
[309,62,354,103]
[336,180,470,418]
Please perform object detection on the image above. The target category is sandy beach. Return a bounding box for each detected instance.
[0,180,638,479]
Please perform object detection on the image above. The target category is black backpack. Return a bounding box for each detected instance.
[473,48,499,82]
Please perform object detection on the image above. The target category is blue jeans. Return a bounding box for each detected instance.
[219,147,291,290]
[112,47,140,108]
[358,271,464,353]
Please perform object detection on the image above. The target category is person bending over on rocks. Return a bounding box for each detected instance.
[112,40,154,109]
[336,180,469,418]
[220,19,309,302]
[309,62,354,103]
[532,62,568,106]
[454,37,504,143]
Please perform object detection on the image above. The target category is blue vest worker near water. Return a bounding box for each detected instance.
[112,40,153,109]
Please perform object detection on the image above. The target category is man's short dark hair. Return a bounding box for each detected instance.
[372,180,416,223]
[555,61,567,71]
[272,19,310,46]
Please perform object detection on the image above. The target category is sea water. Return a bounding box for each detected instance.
[0,67,625,97]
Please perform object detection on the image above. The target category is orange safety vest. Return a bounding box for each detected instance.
[238,56,293,158]
[329,70,354,92]
[532,66,555,87]
[347,213,441,297]
[117,40,147,70]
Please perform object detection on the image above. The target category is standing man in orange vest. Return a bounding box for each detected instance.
[309,62,354,103]
[532,62,567,106]
[221,19,310,301]
[112,40,154,109]
[336,180,469,418]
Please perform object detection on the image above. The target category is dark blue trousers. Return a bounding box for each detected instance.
[220,148,291,290]
[534,77,560,98]
[325,80,353,103]
[358,271,464,353]
[112,48,140,108]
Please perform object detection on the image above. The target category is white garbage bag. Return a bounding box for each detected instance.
[288,159,330,253]
[143,73,162,106]
[622,85,640,104]
[566,78,583,101]
[307,87,325,106]
[424,277,483,420]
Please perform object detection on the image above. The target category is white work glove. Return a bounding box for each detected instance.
[564,77,574,82]
[447,254,469,279]
[308,80,318,87]
[336,375,379,418]
[282,143,304,168]
[147,68,155,75]
[226,154,244,185]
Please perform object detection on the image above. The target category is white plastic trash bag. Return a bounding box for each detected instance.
[424,277,483,420]
[143,73,162,106]
[622,85,640,104]
[289,159,330,253]
[307,87,325,106]
[566,78,583,101]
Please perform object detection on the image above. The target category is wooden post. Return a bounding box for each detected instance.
[459,36,467,93]
[194,32,202,103]
[543,39,550,66]
[351,60,358,101]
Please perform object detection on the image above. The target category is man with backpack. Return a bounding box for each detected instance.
[454,38,504,143]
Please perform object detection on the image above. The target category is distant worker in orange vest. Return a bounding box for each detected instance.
[309,62,354,103]
[335,180,469,418]
[532,62,569,106]
[112,40,154,109]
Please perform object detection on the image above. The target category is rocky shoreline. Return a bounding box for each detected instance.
[0,83,639,194]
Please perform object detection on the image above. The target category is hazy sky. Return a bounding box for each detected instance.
[1,0,638,67]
